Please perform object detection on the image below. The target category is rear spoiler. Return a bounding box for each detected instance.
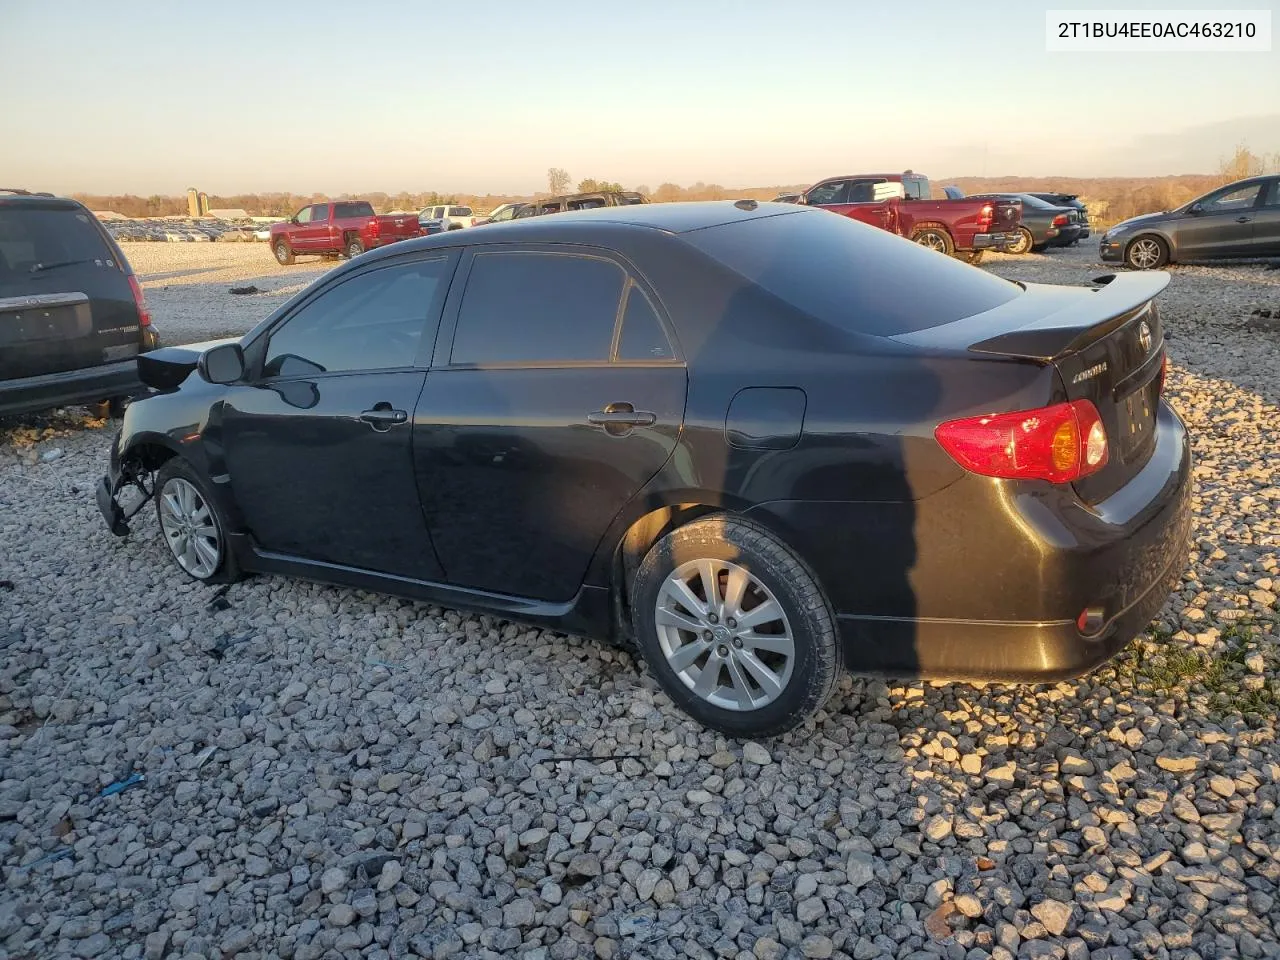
[968,272,1169,362]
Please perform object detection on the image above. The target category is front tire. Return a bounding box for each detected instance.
[273,240,295,265]
[154,459,239,584]
[631,515,839,738]
[911,227,954,257]
[1125,235,1169,270]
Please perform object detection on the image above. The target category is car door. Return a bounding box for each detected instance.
[1175,181,1264,259]
[220,251,459,579]
[306,203,332,250]
[1252,178,1280,255]
[412,245,688,602]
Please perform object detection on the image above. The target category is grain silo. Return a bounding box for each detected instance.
[186,188,200,218]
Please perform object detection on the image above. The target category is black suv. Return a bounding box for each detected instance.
[513,190,648,218]
[0,189,159,418]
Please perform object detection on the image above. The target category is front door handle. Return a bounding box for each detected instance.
[1236,216,1253,223]
[360,402,408,432]
[588,402,656,435]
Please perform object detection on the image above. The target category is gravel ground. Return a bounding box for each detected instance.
[125,242,341,344]
[1,242,1279,960]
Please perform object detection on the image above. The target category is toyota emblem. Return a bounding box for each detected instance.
[1138,320,1152,354]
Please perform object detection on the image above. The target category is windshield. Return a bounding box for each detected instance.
[685,210,1020,337]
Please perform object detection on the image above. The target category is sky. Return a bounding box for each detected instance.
[3,0,1278,196]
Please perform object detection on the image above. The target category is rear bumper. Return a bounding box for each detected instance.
[972,232,1016,251]
[1048,226,1084,246]
[0,356,151,418]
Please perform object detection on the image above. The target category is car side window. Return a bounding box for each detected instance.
[805,181,848,205]
[1204,183,1262,212]
[311,205,330,223]
[294,206,312,225]
[514,205,537,219]
[451,252,625,364]
[1262,180,1280,208]
[263,259,450,378]
[614,282,674,361]
[846,179,887,203]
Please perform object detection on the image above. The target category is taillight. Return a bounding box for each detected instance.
[368,218,381,238]
[470,217,477,226]
[1052,214,1069,227]
[977,203,993,231]
[935,400,1109,483]
[127,275,151,327]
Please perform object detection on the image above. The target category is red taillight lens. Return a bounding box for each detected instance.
[470,217,477,226]
[977,203,993,230]
[935,400,1109,483]
[128,275,151,327]
[1052,214,1069,227]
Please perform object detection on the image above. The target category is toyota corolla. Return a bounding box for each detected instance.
[96,201,1192,737]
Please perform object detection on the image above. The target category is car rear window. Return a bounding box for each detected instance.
[450,207,473,217]
[334,201,375,218]
[684,209,1021,337]
[0,205,114,276]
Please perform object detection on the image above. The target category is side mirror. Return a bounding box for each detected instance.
[1188,203,1202,215]
[199,343,245,384]
[796,195,809,206]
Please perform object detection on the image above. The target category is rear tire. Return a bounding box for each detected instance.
[910,227,954,257]
[154,459,240,585]
[631,515,840,738]
[1005,227,1034,256]
[1124,235,1169,270]
[345,236,365,259]
[273,240,295,265]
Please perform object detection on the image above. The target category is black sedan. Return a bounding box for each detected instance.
[97,201,1192,737]
[1028,192,1091,242]
[970,193,1081,254]
[1101,175,1280,270]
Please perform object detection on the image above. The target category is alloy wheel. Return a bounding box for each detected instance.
[916,232,948,253]
[158,478,221,579]
[1128,238,1162,269]
[654,558,795,711]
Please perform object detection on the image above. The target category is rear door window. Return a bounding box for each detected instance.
[614,283,674,361]
[685,209,1021,337]
[0,206,114,276]
[451,251,625,364]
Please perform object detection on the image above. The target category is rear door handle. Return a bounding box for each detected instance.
[360,403,408,431]
[588,402,656,434]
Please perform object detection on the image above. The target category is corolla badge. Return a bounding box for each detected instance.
[1138,320,1152,353]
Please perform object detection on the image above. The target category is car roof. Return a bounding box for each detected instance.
[367,201,810,260]
[0,193,83,211]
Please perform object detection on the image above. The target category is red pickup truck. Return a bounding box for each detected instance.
[270,200,421,264]
[797,171,1021,263]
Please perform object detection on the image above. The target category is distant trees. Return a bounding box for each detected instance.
[577,178,626,193]
[547,167,571,195]
[1216,141,1280,185]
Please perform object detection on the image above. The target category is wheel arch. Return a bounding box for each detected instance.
[909,220,952,240]
[593,493,811,650]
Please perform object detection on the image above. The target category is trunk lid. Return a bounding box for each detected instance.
[986,198,1022,233]
[967,272,1169,502]
[0,202,142,381]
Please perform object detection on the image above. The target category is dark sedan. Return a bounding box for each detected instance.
[970,193,1081,254]
[1101,175,1280,269]
[96,201,1192,737]
[1028,192,1091,242]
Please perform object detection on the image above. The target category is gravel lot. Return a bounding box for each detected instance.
[1,241,1278,960]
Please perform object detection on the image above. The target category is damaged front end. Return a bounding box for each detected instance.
[95,432,155,537]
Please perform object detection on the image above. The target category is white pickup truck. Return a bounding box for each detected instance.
[418,205,475,234]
